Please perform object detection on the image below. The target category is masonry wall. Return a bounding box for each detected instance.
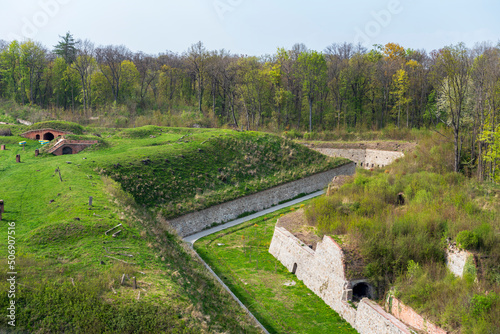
[168,163,356,237]
[445,244,472,277]
[356,299,412,334]
[269,226,355,323]
[314,148,404,169]
[269,223,448,334]
[50,140,98,156]
[389,297,447,334]
[21,129,69,140]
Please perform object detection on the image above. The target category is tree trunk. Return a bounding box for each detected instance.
[309,98,313,132]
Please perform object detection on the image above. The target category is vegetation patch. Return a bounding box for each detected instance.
[98,130,348,219]
[28,120,84,134]
[304,132,500,332]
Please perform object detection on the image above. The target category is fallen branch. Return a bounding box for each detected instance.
[105,223,122,236]
[104,255,134,265]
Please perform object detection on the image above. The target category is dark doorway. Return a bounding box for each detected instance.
[62,147,73,155]
[35,134,40,140]
[292,263,297,275]
[352,282,371,301]
[43,132,55,141]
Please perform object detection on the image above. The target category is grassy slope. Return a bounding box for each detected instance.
[194,203,357,334]
[0,124,346,333]
[95,126,348,219]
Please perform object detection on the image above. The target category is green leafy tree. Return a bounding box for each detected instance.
[53,32,77,64]
[297,50,327,132]
[391,68,412,128]
[435,43,472,172]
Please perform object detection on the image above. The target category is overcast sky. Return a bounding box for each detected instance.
[1,0,499,55]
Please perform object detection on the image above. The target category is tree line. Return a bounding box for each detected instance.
[0,34,498,180]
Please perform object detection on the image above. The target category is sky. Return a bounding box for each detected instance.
[0,0,499,56]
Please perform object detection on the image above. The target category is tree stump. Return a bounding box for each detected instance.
[35,149,39,157]
[0,200,4,213]
[16,154,20,163]
[1,145,5,150]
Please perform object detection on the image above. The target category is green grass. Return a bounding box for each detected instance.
[0,123,348,333]
[1,126,303,333]
[194,203,357,334]
[93,127,348,219]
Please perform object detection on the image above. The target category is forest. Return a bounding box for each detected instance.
[0,33,498,181]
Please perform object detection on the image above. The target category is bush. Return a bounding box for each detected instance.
[456,230,479,250]
[0,128,12,136]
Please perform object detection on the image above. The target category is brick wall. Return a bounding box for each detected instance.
[389,297,447,334]
[21,129,70,140]
[167,163,356,237]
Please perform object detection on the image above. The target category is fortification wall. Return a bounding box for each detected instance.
[389,297,447,334]
[446,244,472,277]
[314,148,404,169]
[168,162,356,237]
[356,299,412,334]
[269,223,447,334]
[51,140,98,156]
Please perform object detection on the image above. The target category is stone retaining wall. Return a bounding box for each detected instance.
[314,148,404,169]
[445,244,472,277]
[167,163,356,237]
[269,222,448,334]
[269,224,412,333]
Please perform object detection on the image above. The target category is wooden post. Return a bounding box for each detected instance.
[35,149,39,157]
[0,211,2,221]
[120,274,126,285]
[0,200,4,213]
[16,154,20,163]
[1,145,5,150]
[89,196,93,207]
[133,277,137,289]
[57,167,63,182]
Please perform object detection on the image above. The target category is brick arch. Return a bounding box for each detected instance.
[43,132,55,141]
[62,146,73,155]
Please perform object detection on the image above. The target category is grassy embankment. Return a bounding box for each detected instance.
[0,121,347,333]
[194,203,357,334]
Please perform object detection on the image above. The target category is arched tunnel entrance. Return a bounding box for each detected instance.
[43,132,55,141]
[352,282,372,301]
[62,146,73,155]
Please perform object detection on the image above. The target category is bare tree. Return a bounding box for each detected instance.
[187,41,208,112]
[72,39,95,112]
[95,44,131,103]
[134,52,159,108]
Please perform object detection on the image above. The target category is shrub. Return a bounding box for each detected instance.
[471,293,498,318]
[0,128,12,136]
[456,230,479,250]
